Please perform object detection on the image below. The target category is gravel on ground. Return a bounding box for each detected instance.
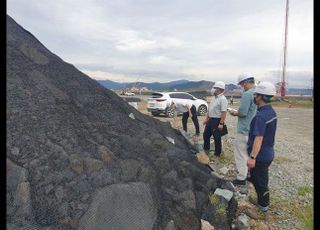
[136,97,313,230]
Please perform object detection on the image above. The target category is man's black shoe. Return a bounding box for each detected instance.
[232,179,246,186]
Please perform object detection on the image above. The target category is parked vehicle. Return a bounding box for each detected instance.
[147,92,208,117]
[124,92,135,96]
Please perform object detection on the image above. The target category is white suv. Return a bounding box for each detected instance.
[147,92,208,117]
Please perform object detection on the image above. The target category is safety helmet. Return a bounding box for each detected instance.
[237,73,255,85]
[213,81,225,90]
[254,81,276,96]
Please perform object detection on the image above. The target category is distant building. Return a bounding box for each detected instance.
[131,86,140,92]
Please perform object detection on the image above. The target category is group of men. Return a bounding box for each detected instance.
[170,73,277,220]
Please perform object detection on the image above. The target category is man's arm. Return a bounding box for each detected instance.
[172,115,178,128]
[186,104,192,117]
[218,98,228,129]
[232,93,251,117]
[203,102,210,125]
[219,111,227,124]
[217,111,226,130]
[247,136,263,168]
[250,136,263,158]
[170,103,178,128]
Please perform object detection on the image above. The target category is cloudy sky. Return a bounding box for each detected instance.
[7,0,313,87]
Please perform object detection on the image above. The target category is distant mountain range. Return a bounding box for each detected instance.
[97,79,312,95]
[97,79,238,91]
[286,88,313,95]
[98,79,189,90]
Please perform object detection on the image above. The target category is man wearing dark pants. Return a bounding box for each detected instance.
[203,81,228,159]
[171,101,200,136]
[244,81,277,221]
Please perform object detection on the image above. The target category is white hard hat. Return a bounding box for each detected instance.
[254,81,276,96]
[237,73,254,85]
[213,81,225,90]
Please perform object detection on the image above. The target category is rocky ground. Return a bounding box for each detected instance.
[7,15,240,229]
[137,97,314,230]
[8,13,313,230]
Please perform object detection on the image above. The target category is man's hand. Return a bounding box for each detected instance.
[229,111,239,116]
[203,120,208,125]
[218,124,223,130]
[247,158,256,169]
[189,113,193,118]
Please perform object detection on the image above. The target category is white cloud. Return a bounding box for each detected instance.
[7,0,313,87]
[82,69,177,83]
[115,30,156,51]
[149,56,171,65]
[114,30,184,51]
[82,70,137,82]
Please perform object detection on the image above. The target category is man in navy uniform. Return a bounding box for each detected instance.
[244,81,277,220]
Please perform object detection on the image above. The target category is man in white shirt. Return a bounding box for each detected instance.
[203,81,228,158]
[170,101,200,136]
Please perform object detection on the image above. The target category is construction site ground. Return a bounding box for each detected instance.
[135,96,313,230]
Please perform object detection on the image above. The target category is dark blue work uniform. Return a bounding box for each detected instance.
[247,104,277,209]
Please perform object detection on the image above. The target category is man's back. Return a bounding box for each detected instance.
[172,100,193,113]
[237,88,256,134]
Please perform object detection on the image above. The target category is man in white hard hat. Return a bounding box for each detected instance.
[229,73,257,186]
[244,81,277,220]
[203,81,228,159]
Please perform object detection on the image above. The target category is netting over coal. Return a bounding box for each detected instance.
[7,15,236,230]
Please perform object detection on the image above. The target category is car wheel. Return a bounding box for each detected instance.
[165,108,175,118]
[151,112,160,116]
[198,105,207,116]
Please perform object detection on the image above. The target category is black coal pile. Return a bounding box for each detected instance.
[7,15,236,230]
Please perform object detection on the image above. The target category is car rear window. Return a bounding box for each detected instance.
[151,93,163,98]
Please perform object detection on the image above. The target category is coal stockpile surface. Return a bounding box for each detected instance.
[7,15,236,230]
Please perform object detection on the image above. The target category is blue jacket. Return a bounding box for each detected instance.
[247,104,277,162]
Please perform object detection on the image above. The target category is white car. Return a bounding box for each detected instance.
[124,92,135,96]
[147,92,208,117]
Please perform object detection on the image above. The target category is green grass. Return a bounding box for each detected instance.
[219,146,234,164]
[297,186,312,196]
[216,205,227,218]
[268,189,291,215]
[273,156,293,164]
[294,100,314,109]
[296,203,313,230]
[209,192,219,205]
[267,188,313,230]
[219,153,234,164]
[271,99,313,109]
[208,193,227,219]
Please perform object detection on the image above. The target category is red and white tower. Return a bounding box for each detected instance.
[280,0,289,99]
